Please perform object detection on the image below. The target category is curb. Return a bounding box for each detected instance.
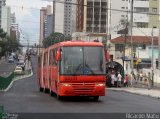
[108,88,160,99]
[0,69,33,92]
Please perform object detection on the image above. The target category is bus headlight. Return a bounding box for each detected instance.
[96,83,105,86]
[62,83,71,87]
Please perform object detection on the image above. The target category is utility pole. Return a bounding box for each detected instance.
[151,27,156,86]
[130,0,134,74]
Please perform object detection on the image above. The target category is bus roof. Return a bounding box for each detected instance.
[48,40,104,50]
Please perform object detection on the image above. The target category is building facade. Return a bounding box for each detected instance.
[132,0,159,28]
[0,0,6,28]
[109,0,160,39]
[45,14,53,38]
[76,0,108,33]
[54,0,76,36]
[39,5,52,46]
[109,0,128,36]
[1,6,11,36]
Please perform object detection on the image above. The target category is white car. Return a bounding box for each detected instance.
[8,56,14,63]
[16,62,25,70]
[14,66,24,75]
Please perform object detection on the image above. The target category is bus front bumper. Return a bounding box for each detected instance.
[58,83,105,96]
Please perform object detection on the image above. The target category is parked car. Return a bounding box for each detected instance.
[8,56,14,63]
[16,62,25,70]
[14,66,24,75]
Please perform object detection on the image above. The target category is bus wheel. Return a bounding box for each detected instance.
[44,88,49,93]
[39,87,44,92]
[57,94,63,100]
[93,96,99,101]
[50,90,55,97]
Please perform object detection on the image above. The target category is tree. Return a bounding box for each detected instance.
[0,28,20,58]
[43,32,71,48]
[0,28,7,38]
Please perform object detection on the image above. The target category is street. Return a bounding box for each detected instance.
[0,56,160,114]
[0,59,15,77]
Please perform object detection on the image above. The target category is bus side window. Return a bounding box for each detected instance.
[52,49,57,66]
[43,54,46,66]
[38,57,41,67]
[49,50,53,65]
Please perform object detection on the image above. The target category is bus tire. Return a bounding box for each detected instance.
[44,88,49,93]
[50,90,55,97]
[39,87,44,92]
[57,94,63,100]
[93,96,99,101]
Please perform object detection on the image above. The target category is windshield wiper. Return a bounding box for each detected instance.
[84,64,95,75]
[74,63,83,74]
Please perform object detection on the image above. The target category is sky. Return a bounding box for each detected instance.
[6,0,53,46]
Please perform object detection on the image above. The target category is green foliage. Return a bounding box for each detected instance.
[0,72,14,90]
[0,28,7,38]
[43,32,71,48]
[0,28,20,57]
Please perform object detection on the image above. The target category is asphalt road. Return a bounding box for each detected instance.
[0,56,160,118]
[0,59,15,77]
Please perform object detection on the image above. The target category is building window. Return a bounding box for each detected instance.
[115,44,124,52]
[121,7,125,9]
[152,8,157,13]
[135,7,149,12]
[136,22,148,28]
[121,15,125,17]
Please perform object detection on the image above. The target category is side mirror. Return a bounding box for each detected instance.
[56,48,61,61]
[105,49,110,62]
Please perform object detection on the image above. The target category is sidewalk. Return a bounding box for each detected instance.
[1,60,33,92]
[0,56,5,64]
[108,87,160,99]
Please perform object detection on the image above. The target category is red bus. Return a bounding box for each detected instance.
[38,40,106,100]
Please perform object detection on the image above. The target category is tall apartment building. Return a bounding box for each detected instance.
[54,0,76,36]
[10,13,16,23]
[76,0,108,33]
[110,0,160,34]
[132,0,159,28]
[1,6,11,36]
[0,0,6,28]
[45,14,53,38]
[39,5,52,46]
[109,0,128,35]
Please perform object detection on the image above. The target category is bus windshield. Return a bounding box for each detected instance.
[60,46,105,75]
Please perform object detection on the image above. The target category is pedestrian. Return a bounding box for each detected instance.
[136,72,139,83]
[147,72,151,90]
[124,74,129,87]
[117,72,122,87]
[140,72,143,81]
[111,72,115,87]
[114,73,118,87]
[143,73,147,83]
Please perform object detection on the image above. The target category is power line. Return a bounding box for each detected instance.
[7,1,160,16]
[42,0,160,16]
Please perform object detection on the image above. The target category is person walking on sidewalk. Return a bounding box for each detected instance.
[147,72,152,90]
[111,72,115,87]
[117,72,122,87]
[124,74,129,87]
[140,72,143,81]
